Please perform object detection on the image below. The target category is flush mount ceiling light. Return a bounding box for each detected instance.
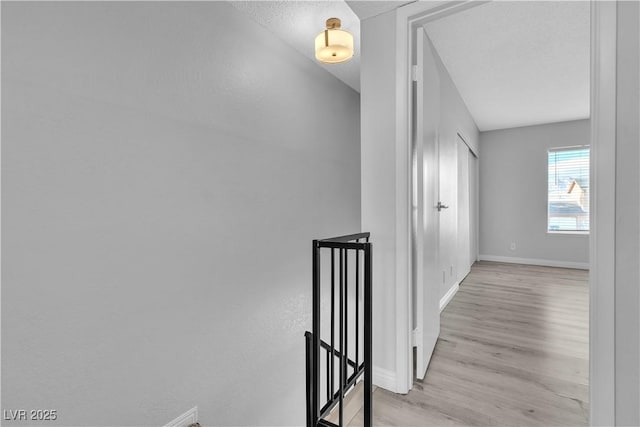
[315,18,354,64]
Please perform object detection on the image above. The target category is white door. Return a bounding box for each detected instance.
[413,27,441,380]
[438,127,458,300]
[469,150,479,266]
[457,136,471,282]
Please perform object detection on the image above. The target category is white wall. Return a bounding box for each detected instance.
[360,9,400,388]
[479,120,590,269]
[1,2,361,426]
[615,1,640,424]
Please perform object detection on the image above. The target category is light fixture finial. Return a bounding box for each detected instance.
[326,17,341,30]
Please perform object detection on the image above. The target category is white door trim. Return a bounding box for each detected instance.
[589,1,617,425]
[392,3,618,423]
[394,0,488,395]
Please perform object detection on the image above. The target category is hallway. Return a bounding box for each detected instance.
[351,261,589,426]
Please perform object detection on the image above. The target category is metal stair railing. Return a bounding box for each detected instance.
[305,233,372,427]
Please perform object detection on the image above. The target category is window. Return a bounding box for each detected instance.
[548,146,590,233]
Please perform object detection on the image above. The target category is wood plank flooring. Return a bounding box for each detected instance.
[350,261,589,426]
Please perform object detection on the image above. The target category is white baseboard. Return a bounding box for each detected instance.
[325,380,366,426]
[478,254,589,270]
[164,407,198,427]
[373,365,396,392]
[439,281,460,312]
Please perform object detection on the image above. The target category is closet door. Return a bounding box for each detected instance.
[457,136,471,282]
[438,131,458,300]
[469,149,479,267]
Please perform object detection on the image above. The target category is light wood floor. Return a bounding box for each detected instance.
[350,261,589,426]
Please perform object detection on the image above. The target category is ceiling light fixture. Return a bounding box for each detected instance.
[315,18,354,64]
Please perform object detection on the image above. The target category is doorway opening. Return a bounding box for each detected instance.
[396,1,617,424]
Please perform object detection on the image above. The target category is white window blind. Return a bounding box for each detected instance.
[547,146,590,233]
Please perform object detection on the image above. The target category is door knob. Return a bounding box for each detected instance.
[437,202,449,212]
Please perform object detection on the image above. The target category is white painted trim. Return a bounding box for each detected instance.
[589,1,617,425]
[164,407,198,427]
[411,327,421,347]
[373,365,397,392]
[394,1,415,395]
[546,230,590,236]
[395,0,487,396]
[439,281,459,312]
[393,4,616,415]
[457,131,478,159]
[478,254,589,270]
[325,381,366,426]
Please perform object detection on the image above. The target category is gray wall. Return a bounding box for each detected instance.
[479,120,590,267]
[1,2,360,426]
[615,1,640,424]
[429,34,480,156]
[360,9,400,386]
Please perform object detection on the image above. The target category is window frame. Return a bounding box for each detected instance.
[546,145,590,235]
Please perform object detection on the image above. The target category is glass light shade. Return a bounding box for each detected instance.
[315,27,354,64]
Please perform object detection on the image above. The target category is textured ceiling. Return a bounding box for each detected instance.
[345,0,414,20]
[231,1,591,131]
[229,1,361,91]
[424,1,590,131]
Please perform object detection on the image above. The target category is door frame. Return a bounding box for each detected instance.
[394,0,487,394]
[393,2,617,424]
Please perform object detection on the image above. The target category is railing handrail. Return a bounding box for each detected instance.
[317,232,370,243]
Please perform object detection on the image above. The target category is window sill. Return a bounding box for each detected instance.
[547,230,590,236]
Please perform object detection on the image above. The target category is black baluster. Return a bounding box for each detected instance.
[312,240,320,425]
[326,349,330,402]
[355,241,360,371]
[339,248,344,427]
[364,242,372,427]
[344,249,348,383]
[305,332,313,427]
